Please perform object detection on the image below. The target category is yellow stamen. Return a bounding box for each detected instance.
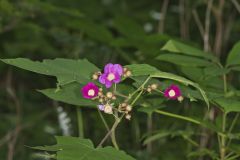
[107,73,115,81]
[169,89,176,97]
[88,89,95,96]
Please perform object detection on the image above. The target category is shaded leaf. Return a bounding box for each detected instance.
[32,136,135,160]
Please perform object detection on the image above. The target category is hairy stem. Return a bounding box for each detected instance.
[155,110,201,125]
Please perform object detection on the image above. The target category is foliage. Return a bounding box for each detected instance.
[1,0,240,160]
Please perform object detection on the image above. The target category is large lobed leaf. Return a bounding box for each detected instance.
[33,136,135,160]
[39,82,97,107]
[1,58,99,85]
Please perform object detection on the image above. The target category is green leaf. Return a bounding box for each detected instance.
[214,97,240,113]
[32,136,135,160]
[1,58,99,85]
[39,82,97,107]
[156,54,213,67]
[226,41,240,67]
[203,66,230,77]
[127,64,209,107]
[126,64,159,76]
[161,40,217,61]
[188,148,218,159]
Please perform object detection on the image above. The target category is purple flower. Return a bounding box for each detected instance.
[164,85,182,100]
[81,82,99,99]
[98,104,105,111]
[99,63,123,88]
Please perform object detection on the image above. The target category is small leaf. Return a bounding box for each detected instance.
[214,97,240,113]
[226,41,240,67]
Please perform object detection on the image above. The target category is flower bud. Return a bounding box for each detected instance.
[125,70,132,77]
[98,91,103,96]
[126,105,132,112]
[150,84,158,90]
[112,95,116,100]
[99,98,104,103]
[106,92,113,98]
[121,102,127,107]
[177,96,184,102]
[92,74,99,80]
[125,114,131,120]
[147,87,152,93]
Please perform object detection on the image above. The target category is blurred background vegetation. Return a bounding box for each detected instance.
[0,0,240,159]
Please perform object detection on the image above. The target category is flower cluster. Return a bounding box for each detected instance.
[81,63,184,120]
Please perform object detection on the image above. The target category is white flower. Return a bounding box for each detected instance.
[104,104,113,114]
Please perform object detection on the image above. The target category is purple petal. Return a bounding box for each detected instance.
[104,63,114,73]
[81,82,99,99]
[99,73,107,84]
[105,80,113,88]
[113,73,121,83]
[113,64,123,76]
[164,85,181,100]
[98,105,105,111]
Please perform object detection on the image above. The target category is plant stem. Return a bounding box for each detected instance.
[76,108,84,138]
[129,76,150,99]
[97,108,121,149]
[223,74,227,93]
[97,114,124,149]
[155,110,201,125]
[219,73,227,160]
[130,90,144,106]
[97,109,110,131]
[227,113,239,147]
[111,127,119,150]
[146,113,153,153]
[220,113,227,160]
